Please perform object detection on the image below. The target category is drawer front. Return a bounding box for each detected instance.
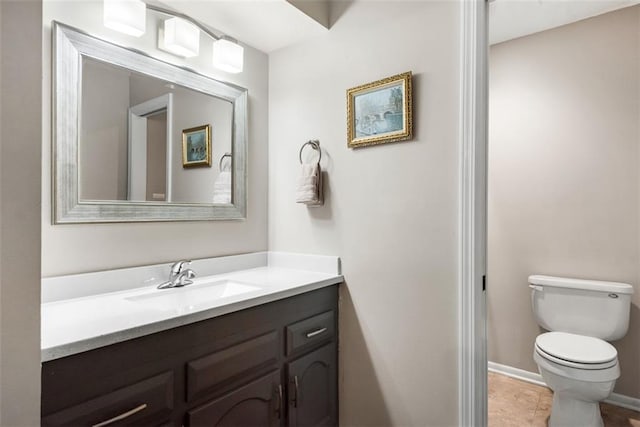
[186,331,278,402]
[42,371,174,427]
[286,310,335,355]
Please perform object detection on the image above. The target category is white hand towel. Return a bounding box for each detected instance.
[296,162,323,205]
[213,171,232,204]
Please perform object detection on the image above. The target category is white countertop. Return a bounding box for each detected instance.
[41,253,342,362]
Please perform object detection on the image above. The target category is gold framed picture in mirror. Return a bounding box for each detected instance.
[182,124,212,168]
[347,71,413,148]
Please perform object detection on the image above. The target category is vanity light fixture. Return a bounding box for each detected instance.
[213,37,244,74]
[103,0,146,37]
[163,17,200,58]
[102,1,244,73]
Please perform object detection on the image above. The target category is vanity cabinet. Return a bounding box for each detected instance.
[41,285,339,427]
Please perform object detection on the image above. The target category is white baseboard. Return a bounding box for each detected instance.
[608,392,640,413]
[488,361,547,387]
[488,361,640,413]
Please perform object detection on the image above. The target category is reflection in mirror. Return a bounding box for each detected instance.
[128,95,170,202]
[80,57,233,205]
[53,22,247,223]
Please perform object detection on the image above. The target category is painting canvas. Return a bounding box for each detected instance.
[182,124,211,167]
[347,71,413,148]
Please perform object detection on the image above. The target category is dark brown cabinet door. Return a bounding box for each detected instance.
[187,370,283,427]
[287,343,337,427]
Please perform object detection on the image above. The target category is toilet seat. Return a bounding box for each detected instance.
[535,332,618,369]
[534,347,620,383]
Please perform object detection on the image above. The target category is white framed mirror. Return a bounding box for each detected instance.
[53,22,247,223]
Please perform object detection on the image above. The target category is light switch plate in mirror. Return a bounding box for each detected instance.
[53,22,248,223]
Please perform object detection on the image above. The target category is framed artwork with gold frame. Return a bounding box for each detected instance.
[347,71,413,148]
[182,124,212,168]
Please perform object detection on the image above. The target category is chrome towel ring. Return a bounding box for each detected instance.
[219,152,232,170]
[299,140,321,164]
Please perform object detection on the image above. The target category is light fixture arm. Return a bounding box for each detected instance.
[145,3,225,42]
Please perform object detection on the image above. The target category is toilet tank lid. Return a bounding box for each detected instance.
[528,275,633,294]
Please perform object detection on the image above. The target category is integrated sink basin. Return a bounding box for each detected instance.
[127,279,262,314]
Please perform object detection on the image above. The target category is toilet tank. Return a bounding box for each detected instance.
[529,275,634,341]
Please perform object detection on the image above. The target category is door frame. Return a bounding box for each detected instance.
[458,0,488,426]
[127,93,174,202]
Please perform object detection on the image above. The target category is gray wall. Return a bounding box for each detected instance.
[1,1,42,424]
[42,0,269,276]
[268,1,461,425]
[488,6,640,399]
[80,59,130,200]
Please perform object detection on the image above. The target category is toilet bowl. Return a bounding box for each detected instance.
[528,275,633,427]
[534,332,619,427]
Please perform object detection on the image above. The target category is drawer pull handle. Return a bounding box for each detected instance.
[275,384,283,419]
[306,327,327,338]
[91,403,147,427]
[291,375,299,408]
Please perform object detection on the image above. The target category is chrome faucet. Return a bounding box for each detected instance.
[158,260,196,289]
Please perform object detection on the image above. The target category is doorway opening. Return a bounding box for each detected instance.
[485,2,640,426]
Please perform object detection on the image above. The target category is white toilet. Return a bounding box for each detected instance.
[528,275,634,427]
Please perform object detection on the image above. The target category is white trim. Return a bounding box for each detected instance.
[488,361,640,412]
[164,94,174,202]
[127,93,173,202]
[458,0,489,426]
[488,361,546,387]
[128,110,148,200]
[607,392,640,413]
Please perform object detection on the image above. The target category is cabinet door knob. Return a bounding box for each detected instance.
[91,403,147,427]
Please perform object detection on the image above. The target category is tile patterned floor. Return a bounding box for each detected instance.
[488,372,640,427]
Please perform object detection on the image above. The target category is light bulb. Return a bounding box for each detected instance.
[213,38,244,73]
[163,17,200,58]
[103,0,146,37]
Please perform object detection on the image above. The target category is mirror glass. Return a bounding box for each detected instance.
[80,58,233,204]
[53,23,247,223]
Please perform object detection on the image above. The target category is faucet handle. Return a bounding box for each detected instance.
[176,269,196,287]
[170,260,192,275]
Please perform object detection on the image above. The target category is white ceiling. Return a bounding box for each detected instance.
[490,0,640,45]
[155,1,640,53]
[154,0,330,53]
